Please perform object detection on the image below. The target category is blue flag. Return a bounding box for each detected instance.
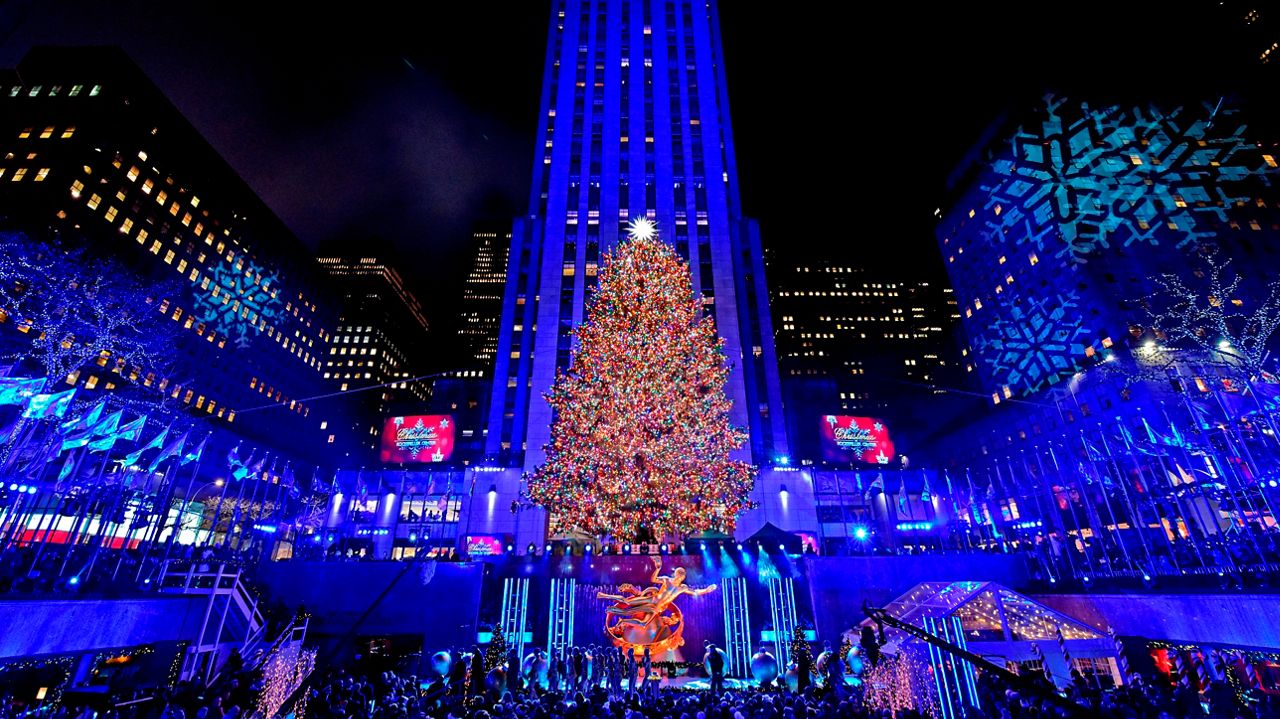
[182,434,208,465]
[22,389,76,419]
[0,377,45,406]
[123,426,168,468]
[147,432,187,473]
[60,399,105,433]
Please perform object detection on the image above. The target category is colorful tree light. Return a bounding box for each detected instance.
[526,221,756,540]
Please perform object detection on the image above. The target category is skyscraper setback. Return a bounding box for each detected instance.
[472,0,799,546]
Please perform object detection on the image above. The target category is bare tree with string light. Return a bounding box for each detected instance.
[1140,245,1280,377]
[0,230,181,393]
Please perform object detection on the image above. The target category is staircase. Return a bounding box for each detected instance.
[158,562,271,684]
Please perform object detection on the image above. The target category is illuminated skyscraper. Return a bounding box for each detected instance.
[316,251,430,458]
[457,227,510,369]
[771,261,963,463]
[470,0,799,547]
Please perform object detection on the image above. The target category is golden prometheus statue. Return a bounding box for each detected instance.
[597,556,717,655]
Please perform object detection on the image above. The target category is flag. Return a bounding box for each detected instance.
[863,473,884,501]
[91,410,122,436]
[232,449,256,481]
[1217,391,1250,421]
[181,433,208,465]
[1168,463,1196,487]
[57,454,76,482]
[985,479,996,500]
[920,473,933,503]
[1188,397,1219,429]
[60,399,105,433]
[969,489,984,524]
[282,463,297,487]
[147,431,187,473]
[0,377,45,406]
[227,443,242,468]
[115,415,147,442]
[1251,381,1280,409]
[123,426,168,468]
[22,389,76,419]
[0,414,21,445]
[896,475,909,514]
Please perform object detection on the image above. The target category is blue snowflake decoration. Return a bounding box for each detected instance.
[979,96,1268,265]
[942,95,1277,396]
[190,257,284,349]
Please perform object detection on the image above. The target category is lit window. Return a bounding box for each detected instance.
[61,127,75,139]
[70,179,84,197]
[87,193,101,209]
[156,189,167,205]
[39,126,53,139]
[191,196,200,207]
[104,206,117,221]
[10,168,26,182]
[141,178,153,194]
[89,85,101,96]
[34,168,48,182]
[17,128,31,139]
[69,85,83,97]
[120,218,133,234]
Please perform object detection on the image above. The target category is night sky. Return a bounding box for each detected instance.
[0,2,1269,334]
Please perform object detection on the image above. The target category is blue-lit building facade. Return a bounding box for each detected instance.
[926,96,1280,579]
[471,0,797,549]
[0,48,351,466]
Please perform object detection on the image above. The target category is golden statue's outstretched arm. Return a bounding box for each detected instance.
[648,555,663,583]
[684,584,717,597]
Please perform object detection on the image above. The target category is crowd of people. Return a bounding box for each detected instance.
[290,654,1280,719]
[2,636,1278,719]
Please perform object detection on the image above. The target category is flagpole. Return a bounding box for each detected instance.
[1011,453,1054,579]
[1173,368,1264,563]
[1159,400,1240,575]
[161,452,206,565]
[134,460,179,582]
[1028,447,1077,579]
[1141,411,1209,571]
[1098,426,1154,568]
[57,450,114,578]
[260,471,286,563]
[221,462,251,551]
[1042,443,1092,578]
[1212,388,1278,528]
[963,469,981,547]
[1114,418,1181,575]
[238,457,272,555]
[1181,392,1266,568]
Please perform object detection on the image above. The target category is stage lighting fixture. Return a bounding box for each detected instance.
[622,543,631,554]
[506,544,514,552]
[852,526,869,541]
[546,544,553,553]
[736,543,743,551]
[527,543,537,555]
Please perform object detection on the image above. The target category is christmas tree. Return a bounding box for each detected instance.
[790,626,813,669]
[486,628,508,670]
[527,218,756,540]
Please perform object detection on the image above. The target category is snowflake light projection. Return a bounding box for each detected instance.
[942,95,1278,396]
[190,257,283,349]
